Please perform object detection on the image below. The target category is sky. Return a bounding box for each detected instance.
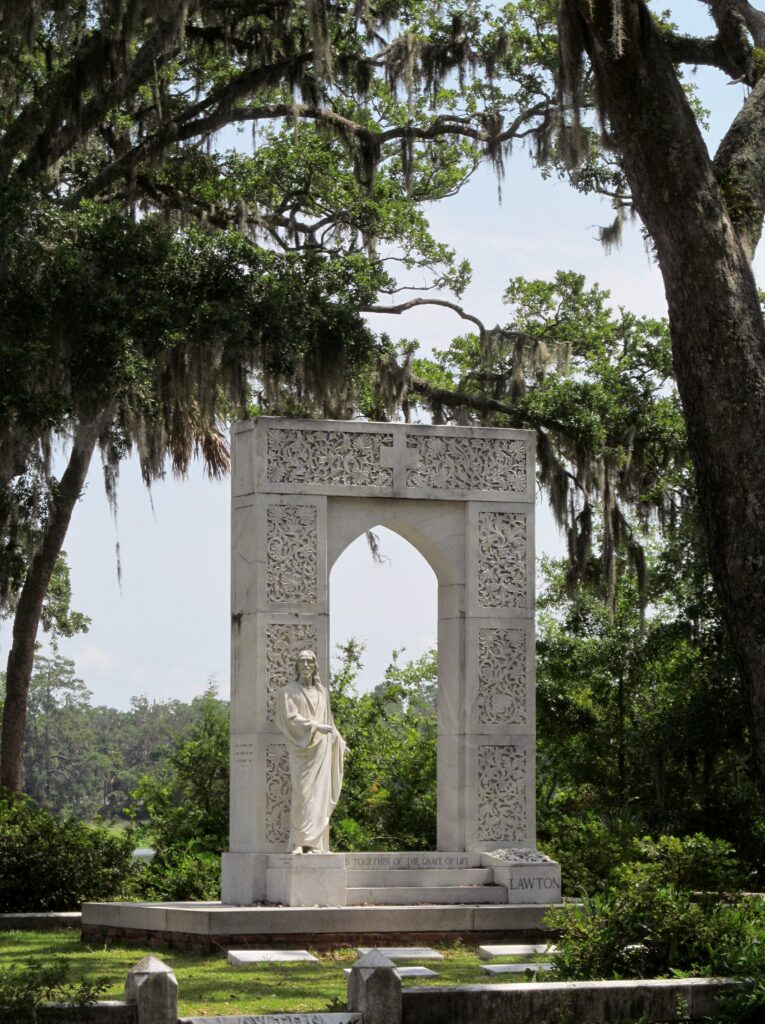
[2,4,762,708]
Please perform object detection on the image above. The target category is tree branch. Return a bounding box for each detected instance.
[714,69,765,258]
[364,297,487,338]
[1,7,195,183]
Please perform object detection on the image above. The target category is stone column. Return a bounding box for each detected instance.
[464,499,536,849]
[124,956,178,1024]
[223,422,329,902]
[347,950,402,1024]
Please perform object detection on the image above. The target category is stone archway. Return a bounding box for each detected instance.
[222,416,538,905]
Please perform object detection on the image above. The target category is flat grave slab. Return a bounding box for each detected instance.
[181,1015,360,1024]
[355,946,443,960]
[478,943,555,958]
[480,962,554,975]
[227,949,318,965]
[343,966,439,978]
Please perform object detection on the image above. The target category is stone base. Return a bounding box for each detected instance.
[221,850,561,907]
[81,901,560,953]
[266,853,347,906]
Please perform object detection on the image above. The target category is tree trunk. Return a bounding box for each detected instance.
[0,415,106,791]
[577,0,765,805]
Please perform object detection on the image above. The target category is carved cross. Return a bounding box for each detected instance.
[380,438,420,491]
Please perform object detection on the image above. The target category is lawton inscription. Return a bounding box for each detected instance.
[506,875,561,892]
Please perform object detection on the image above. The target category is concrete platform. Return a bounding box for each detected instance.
[81,900,560,952]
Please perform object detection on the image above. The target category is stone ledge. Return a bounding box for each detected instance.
[401,978,743,1024]
[82,924,553,954]
[0,911,82,931]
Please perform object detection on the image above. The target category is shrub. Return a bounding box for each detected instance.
[548,834,761,983]
[0,960,107,1024]
[538,810,640,895]
[0,791,135,911]
[120,846,221,901]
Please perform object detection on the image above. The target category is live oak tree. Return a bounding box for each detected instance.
[546,0,765,810]
[4,0,765,810]
[0,0,520,789]
[384,0,765,809]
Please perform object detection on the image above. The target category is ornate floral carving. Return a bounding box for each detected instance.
[266,504,318,603]
[478,744,527,842]
[478,627,527,725]
[488,848,552,863]
[478,511,527,608]
[266,623,318,722]
[265,743,291,844]
[266,428,394,487]
[406,434,527,493]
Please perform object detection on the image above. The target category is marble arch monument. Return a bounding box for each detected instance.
[222,416,557,907]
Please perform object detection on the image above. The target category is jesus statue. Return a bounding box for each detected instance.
[275,649,346,854]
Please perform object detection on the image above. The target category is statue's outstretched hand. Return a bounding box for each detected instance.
[313,723,333,734]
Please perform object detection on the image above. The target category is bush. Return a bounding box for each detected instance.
[0,791,135,911]
[0,960,107,1024]
[548,833,761,983]
[120,846,221,901]
[538,810,640,895]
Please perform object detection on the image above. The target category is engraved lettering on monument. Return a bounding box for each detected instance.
[266,427,394,487]
[266,623,318,722]
[275,650,346,853]
[478,510,527,608]
[406,435,527,493]
[233,741,254,767]
[266,504,318,603]
[265,743,291,844]
[478,744,527,842]
[478,627,527,725]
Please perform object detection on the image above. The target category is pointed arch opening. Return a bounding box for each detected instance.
[329,525,439,850]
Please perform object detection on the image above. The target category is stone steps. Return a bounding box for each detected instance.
[346,885,509,906]
[345,868,494,888]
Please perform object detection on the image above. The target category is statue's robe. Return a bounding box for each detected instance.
[275,680,346,851]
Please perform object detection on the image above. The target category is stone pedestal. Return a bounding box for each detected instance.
[266,853,348,907]
[481,852,562,904]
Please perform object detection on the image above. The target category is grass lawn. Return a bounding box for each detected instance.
[0,930,554,1017]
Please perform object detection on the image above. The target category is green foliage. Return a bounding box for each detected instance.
[120,849,222,903]
[548,834,758,982]
[127,688,229,901]
[0,959,107,1024]
[539,812,639,896]
[0,792,135,912]
[4,655,216,821]
[129,687,229,855]
[331,640,438,851]
[536,520,765,888]
[405,271,687,603]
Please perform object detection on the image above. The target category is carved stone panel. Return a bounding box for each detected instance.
[478,627,527,726]
[478,744,527,843]
[266,504,318,603]
[267,427,394,487]
[265,743,291,844]
[406,435,527,493]
[478,511,527,608]
[265,623,318,723]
